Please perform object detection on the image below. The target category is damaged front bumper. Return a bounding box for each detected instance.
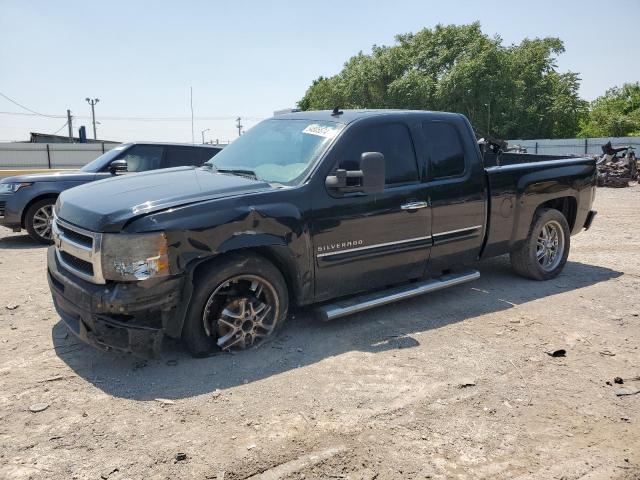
[47,247,184,357]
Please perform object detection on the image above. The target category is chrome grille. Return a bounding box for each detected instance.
[52,215,104,284]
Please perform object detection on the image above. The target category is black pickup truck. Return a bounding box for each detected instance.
[47,110,597,357]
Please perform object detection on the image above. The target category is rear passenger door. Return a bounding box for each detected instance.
[422,121,487,272]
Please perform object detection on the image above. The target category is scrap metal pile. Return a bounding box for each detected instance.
[596,143,638,188]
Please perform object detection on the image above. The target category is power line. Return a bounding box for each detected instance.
[0,111,264,121]
[0,92,63,118]
[50,121,68,135]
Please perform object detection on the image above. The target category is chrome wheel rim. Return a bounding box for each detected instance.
[32,204,54,240]
[536,220,565,272]
[202,275,279,351]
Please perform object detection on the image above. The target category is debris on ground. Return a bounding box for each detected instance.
[5,303,19,310]
[100,467,119,479]
[29,403,50,413]
[545,349,566,357]
[458,379,477,388]
[155,398,175,405]
[615,388,640,397]
[614,377,624,384]
[175,452,187,462]
[596,147,638,188]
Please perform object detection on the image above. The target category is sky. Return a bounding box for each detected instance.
[1,0,639,143]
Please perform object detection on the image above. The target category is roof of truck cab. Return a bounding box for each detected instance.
[273,109,465,124]
[129,142,223,149]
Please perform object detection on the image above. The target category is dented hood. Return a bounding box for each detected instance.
[56,166,272,232]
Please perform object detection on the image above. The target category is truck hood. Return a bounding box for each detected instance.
[56,166,272,232]
[1,171,96,183]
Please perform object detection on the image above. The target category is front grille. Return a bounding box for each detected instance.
[53,216,104,284]
[58,222,93,248]
[0,201,5,217]
[60,251,94,276]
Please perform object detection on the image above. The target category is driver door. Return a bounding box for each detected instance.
[310,119,432,301]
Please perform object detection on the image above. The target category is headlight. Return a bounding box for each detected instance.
[101,232,170,281]
[0,182,32,193]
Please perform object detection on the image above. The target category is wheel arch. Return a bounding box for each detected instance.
[192,247,299,305]
[537,196,577,231]
[166,246,306,339]
[21,193,59,227]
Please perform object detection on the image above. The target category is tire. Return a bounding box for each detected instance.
[25,198,56,244]
[182,253,289,357]
[510,208,570,281]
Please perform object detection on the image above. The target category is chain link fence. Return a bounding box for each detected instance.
[507,137,640,156]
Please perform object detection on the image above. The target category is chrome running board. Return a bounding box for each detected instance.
[316,269,480,321]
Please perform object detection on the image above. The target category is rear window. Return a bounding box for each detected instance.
[422,122,466,179]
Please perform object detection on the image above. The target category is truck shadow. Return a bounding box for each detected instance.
[52,256,622,401]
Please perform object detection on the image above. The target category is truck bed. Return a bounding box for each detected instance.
[481,153,597,259]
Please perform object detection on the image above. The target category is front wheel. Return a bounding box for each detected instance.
[182,253,289,357]
[25,198,56,244]
[510,208,570,280]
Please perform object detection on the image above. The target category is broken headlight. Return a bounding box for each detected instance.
[101,232,170,281]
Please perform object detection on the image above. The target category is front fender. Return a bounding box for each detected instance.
[125,192,314,337]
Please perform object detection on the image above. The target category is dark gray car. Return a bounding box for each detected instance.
[0,142,222,243]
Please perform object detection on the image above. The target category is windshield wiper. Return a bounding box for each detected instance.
[216,168,260,180]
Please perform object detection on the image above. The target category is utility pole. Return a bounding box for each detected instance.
[85,98,99,139]
[67,109,74,143]
[190,87,195,144]
[201,128,210,144]
[236,117,243,137]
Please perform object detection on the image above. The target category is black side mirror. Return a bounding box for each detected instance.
[109,159,128,175]
[325,152,385,194]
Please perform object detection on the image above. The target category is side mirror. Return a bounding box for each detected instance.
[325,152,385,194]
[109,159,128,175]
[359,152,385,194]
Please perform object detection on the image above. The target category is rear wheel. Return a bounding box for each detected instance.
[510,208,570,280]
[25,198,56,244]
[182,253,289,357]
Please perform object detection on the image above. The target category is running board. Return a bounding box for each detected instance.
[315,269,480,321]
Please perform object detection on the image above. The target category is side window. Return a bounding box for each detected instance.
[165,147,200,168]
[165,147,220,167]
[339,123,419,185]
[118,145,164,172]
[422,122,466,179]
[198,147,220,164]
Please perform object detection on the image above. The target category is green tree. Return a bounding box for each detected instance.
[298,23,587,139]
[578,82,640,137]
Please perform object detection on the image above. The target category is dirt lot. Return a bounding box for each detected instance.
[0,187,639,480]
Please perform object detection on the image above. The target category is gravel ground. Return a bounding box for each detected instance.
[0,187,639,480]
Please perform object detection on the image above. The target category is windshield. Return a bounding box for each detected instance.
[80,144,130,172]
[205,119,344,184]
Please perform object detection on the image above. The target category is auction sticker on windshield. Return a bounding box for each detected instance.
[302,124,339,138]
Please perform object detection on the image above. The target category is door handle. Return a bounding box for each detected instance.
[401,201,429,210]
